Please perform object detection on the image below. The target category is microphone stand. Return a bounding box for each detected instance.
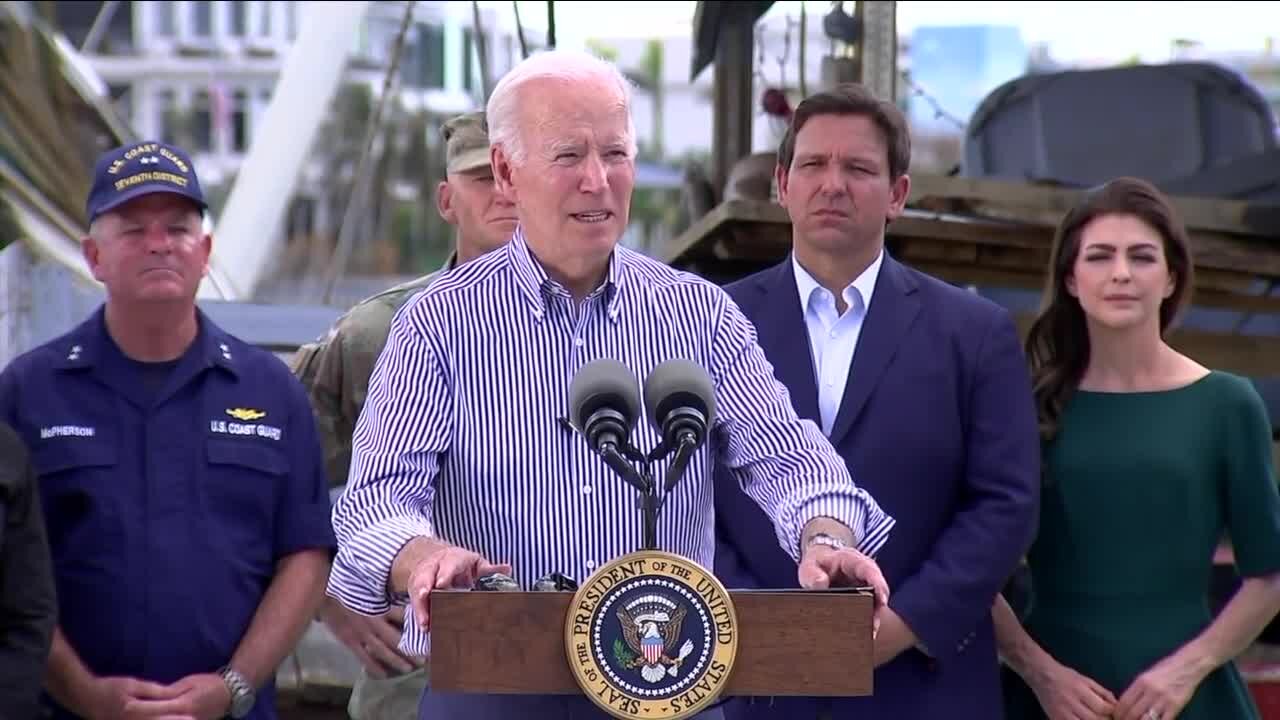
[660,432,698,497]
[599,443,659,552]
[568,409,706,554]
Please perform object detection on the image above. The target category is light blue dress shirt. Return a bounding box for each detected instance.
[791,250,884,436]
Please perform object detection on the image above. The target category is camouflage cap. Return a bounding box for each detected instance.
[441,111,492,174]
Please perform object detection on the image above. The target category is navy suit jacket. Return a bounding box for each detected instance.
[714,254,1041,720]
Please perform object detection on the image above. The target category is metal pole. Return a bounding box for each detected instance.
[641,465,657,551]
[513,1,528,58]
[471,1,492,99]
[859,0,898,102]
[799,2,807,97]
[81,0,121,54]
[320,1,417,305]
[546,1,555,49]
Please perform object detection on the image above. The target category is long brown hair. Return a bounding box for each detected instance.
[1024,177,1195,441]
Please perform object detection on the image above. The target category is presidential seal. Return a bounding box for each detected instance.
[565,550,738,720]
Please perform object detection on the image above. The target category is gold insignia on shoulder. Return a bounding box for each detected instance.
[565,550,738,719]
[226,408,267,421]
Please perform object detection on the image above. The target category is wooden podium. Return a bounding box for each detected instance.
[424,371,878,718]
[427,549,875,719]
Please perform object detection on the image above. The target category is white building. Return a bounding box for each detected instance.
[55,1,537,185]
[50,1,544,286]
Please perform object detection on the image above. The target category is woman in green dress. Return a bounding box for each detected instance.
[994,177,1280,720]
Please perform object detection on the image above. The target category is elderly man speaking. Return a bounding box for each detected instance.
[327,48,896,720]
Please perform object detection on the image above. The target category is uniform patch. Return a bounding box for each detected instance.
[565,550,738,719]
[40,425,96,439]
[226,408,266,421]
[210,418,282,441]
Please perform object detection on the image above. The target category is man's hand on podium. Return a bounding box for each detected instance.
[798,543,891,639]
[407,544,512,632]
[318,595,422,678]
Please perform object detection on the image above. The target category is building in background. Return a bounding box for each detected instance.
[53,1,532,181]
[50,0,539,288]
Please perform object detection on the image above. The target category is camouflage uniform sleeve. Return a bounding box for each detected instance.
[290,302,399,489]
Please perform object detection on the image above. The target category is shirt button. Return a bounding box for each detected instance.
[582,484,592,494]
[574,338,585,348]
[586,559,596,569]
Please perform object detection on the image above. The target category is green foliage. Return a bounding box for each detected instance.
[586,39,618,63]
[613,637,635,666]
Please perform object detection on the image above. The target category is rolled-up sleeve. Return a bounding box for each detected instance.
[709,293,895,562]
[326,304,453,616]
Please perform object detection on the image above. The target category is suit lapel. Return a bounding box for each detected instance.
[754,260,821,425]
[827,256,921,446]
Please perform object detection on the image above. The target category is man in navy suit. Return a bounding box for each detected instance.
[715,83,1041,720]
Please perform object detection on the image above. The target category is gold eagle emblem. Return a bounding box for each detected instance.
[617,602,693,682]
[226,408,266,421]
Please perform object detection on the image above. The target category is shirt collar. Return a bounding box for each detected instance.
[506,226,626,324]
[792,248,884,316]
[55,304,239,378]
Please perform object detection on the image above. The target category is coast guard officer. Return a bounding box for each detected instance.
[0,140,335,720]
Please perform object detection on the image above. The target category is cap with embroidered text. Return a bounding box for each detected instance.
[85,141,207,223]
[441,112,492,174]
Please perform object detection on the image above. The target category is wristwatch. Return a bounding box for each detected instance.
[806,532,849,552]
[218,665,256,719]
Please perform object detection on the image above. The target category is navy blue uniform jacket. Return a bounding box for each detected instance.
[0,306,336,720]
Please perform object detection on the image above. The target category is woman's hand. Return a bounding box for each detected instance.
[1113,653,1207,720]
[1027,659,1117,720]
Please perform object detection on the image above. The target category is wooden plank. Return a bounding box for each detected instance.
[666,201,742,262]
[1195,268,1259,294]
[891,211,1045,250]
[1191,232,1280,279]
[906,259,1280,315]
[908,174,1280,239]
[710,19,756,198]
[665,200,1280,320]
[428,588,874,697]
[668,200,1280,280]
[1009,314,1280,378]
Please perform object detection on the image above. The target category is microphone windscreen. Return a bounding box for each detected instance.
[569,358,641,432]
[643,358,717,430]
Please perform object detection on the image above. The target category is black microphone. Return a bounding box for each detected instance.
[569,358,641,453]
[643,359,717,500]
[568,359,650,499]
[643,358,717,452]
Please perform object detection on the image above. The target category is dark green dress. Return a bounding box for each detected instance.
[1003,371,1280,719]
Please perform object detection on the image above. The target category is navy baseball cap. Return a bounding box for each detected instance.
[85,141,208,223]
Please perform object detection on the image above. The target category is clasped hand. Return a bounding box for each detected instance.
[319,597,424,678]
[91,674,229,720]
[797,544,891,636]
[407,544,512,632]
[1030,654,1203,720]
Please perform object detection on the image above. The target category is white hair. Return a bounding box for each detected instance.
[486,48,638,167]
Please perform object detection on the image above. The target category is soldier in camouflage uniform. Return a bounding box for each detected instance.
[289,111,517,720]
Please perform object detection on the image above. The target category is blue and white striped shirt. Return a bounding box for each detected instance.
[327,229,895,655]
